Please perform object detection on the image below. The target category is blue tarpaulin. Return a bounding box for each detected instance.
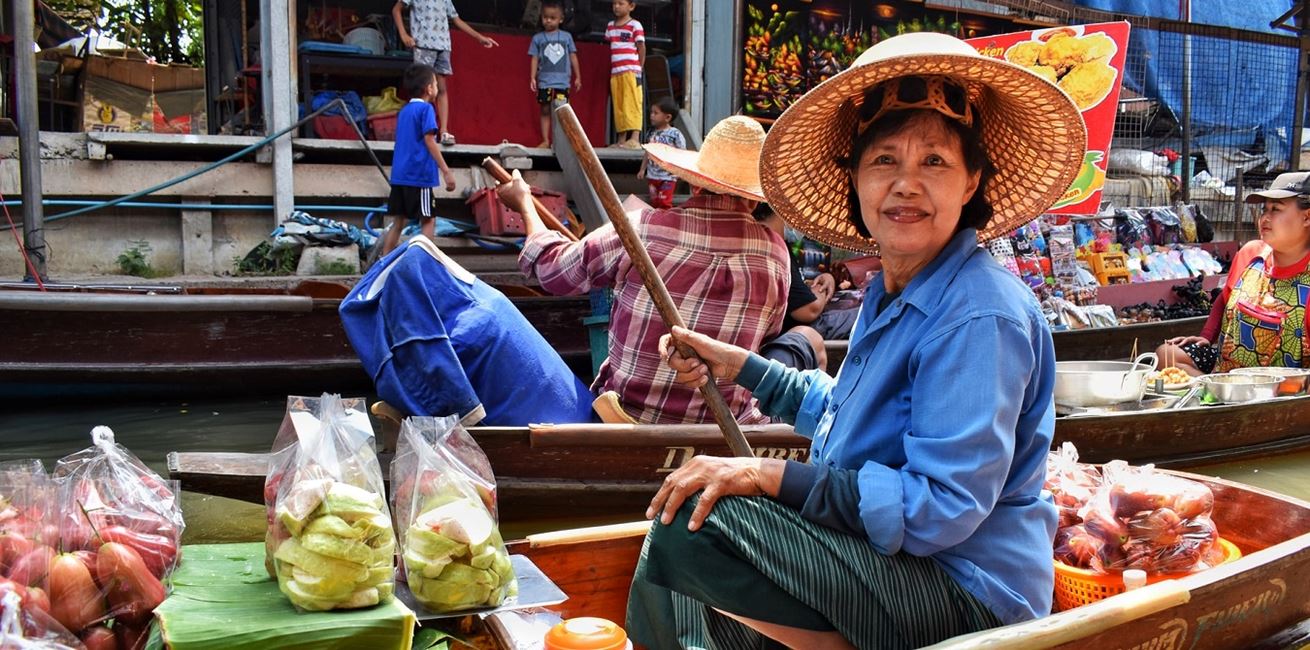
[339,237,596,426]
[1077,0,1298,165]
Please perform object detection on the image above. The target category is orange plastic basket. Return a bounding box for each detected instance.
[1053,538,1241,611]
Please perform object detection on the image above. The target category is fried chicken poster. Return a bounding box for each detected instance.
[968,22,1130,215]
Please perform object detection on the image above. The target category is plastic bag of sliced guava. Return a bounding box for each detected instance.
[263,394,396,611]
[390,415,516,613]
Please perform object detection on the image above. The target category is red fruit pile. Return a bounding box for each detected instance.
[1045,450,1223,576]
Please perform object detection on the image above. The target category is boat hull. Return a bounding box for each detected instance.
[507,472,1310,650]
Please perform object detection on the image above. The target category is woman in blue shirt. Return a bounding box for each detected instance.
[626,33,1088,649]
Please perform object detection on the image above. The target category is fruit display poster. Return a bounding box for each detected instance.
[741,1,1013,118]
[967,22,1131,215]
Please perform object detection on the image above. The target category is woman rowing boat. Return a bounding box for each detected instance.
[625,32,1087,649]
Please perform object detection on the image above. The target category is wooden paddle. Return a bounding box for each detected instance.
[553,104,755,459]
[481,157,581,241]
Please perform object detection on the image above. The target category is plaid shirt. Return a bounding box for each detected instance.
[519,195,790,424]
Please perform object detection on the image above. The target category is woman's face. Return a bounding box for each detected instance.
[853,112,981,265]
[1258,198,1310,252]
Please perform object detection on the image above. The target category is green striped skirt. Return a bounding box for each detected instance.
[626,495,1001,649]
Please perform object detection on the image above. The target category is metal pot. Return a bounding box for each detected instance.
[1054,353,1158,407]
[1230,367,1310,396]
[1198,373,1282,403]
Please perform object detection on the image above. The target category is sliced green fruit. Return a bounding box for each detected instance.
[274,538,369,583]
[300,532,373,565]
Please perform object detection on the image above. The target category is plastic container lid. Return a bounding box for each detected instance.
[543,617,630,650]
[1122,569,1148,591]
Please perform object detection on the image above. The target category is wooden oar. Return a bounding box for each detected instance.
[554,104,754,459]
[481,157,580,241]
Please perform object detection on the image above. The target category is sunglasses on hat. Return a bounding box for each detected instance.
[857,75,974,135]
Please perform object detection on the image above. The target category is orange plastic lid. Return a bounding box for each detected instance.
[543,617,630,650]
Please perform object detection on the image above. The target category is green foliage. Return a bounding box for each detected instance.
[117,240,165,277]
[315,259,358,276]
[45,0,204,65]
[233,242,299,276]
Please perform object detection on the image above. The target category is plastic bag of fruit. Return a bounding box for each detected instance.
[1044,442,1101,529]
[264,394,396,611]
[0,461,60,574]
[0,584,83,650]
[1075,464,1221,575]
[52,427,184,581]
[391,415,516,613]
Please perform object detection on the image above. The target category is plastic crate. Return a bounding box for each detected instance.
[368,110,398,141]
[1052,538,1240,612]
[466,186,570,237]
[313,114,357,140]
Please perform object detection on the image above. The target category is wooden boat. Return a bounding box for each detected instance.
[508,470,1310,650]
[169,393,1310,522]
[1054,393,1310,467]
[824,315,1207,367]
[0,279,591,398]
[168,423,809,522]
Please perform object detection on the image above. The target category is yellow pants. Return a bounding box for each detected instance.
[610,72,644,134]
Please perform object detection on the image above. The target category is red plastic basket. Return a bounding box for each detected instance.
[313,114,357,140]
[466,187,570,236]
[368,110,398,141]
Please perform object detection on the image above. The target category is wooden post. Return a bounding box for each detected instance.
[554,104,754,459]
[14,0,47,281]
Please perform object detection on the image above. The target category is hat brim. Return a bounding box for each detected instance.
[760,51,1088,254]
[1245,189,1299,203]
[644,143,767,203]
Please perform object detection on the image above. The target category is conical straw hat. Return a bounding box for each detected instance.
[645,116,766,202]
[760,32,1088,253]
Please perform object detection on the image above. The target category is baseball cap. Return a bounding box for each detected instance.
[1245,171,1310,203]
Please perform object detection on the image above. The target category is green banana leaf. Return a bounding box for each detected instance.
[147,542,415,650]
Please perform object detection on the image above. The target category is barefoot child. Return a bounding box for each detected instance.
[606,0,645,148]
[529,1,581,148]
[392,0,500,145]
[636,97,685,208]
[381,64,458,257]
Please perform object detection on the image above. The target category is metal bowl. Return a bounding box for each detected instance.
[1054,353,1158,407]
[1197,373,1282,403]
[1230,367,1310,395]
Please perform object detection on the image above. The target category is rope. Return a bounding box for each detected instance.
[0,186,45,290]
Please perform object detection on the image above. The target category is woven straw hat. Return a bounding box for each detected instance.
[760,32,1087,253]
[644,116,766,202]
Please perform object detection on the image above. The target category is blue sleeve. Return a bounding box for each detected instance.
[856,314,1033,556]
[737,354,833,437]
[528,35,540,56]
[421,103,437,135]
[777,461,865,537]
[674,129,686,150]
[568,34,577,52]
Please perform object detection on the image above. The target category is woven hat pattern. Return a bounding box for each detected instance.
[646,116,766,201]
[761,47,1087,254]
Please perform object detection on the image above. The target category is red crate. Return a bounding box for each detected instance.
[466,187,570,236]
[368,110,398,141]
[313,114,357,140]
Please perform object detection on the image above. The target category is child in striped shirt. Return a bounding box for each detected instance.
[606,0,645,148]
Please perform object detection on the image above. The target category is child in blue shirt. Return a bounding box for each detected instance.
[528,0,581,148]
[381,64,457,257]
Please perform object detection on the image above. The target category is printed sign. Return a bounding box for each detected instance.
[968,22,1132,215]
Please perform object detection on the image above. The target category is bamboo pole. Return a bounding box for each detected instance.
[553,104,754,459]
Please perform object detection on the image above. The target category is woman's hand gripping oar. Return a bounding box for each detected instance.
[552,104,754,459]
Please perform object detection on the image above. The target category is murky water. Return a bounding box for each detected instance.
[3,397,1309,544]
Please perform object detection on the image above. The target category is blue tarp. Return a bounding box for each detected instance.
[339,237,595,426]
[1078,0,1298,165]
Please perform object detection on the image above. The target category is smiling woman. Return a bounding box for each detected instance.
[623,32,1087,650]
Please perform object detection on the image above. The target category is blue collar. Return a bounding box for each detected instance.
[869,228,981,315]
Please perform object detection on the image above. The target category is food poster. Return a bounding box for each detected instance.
[742,1,1012,118]
[967,22,1131,215]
